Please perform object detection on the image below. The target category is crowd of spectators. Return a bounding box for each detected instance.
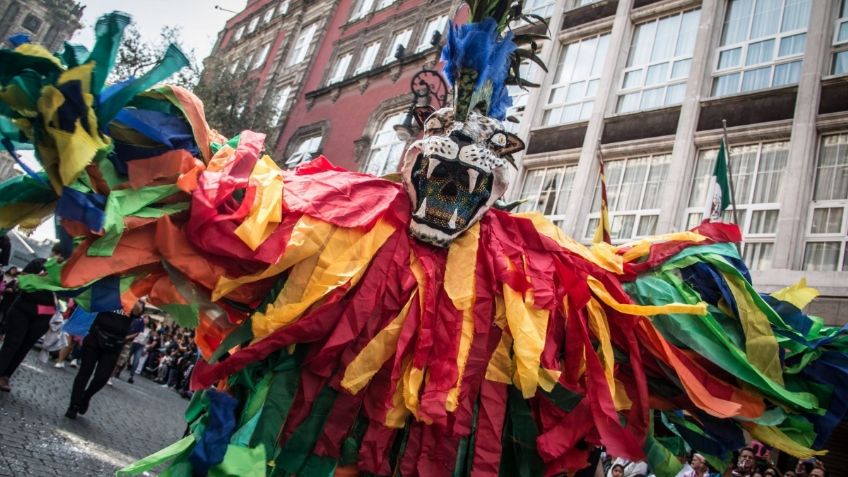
[600,446,828,477]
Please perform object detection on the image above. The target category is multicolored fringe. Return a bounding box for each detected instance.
[0,12,846,477]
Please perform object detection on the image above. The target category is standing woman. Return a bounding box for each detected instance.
[0,258,56,392]
[65,300,143,418]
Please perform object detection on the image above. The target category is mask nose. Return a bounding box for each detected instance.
[449,130,473,147]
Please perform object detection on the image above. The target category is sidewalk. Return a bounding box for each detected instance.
[0,353,187,476]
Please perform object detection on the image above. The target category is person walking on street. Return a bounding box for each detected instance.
[65,300,144,419]
[127,314,149,383]
[0,259,56,392]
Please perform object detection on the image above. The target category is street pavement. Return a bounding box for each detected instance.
[0,353,188,476]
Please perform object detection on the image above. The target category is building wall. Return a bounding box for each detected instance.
[275,0,457,171]
[0,0,83,51]
[511,0,848,325]
[202,0,338,150]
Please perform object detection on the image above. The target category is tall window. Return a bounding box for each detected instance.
[585,154,670,242]
[287,135,323,168]
[712,0,811,97]
[543,33,610,126]
[684,141,789,270]
[506,61,541,127]
[571,0,601,7]
[417,16,448,52]
[834,0,848,75]
[328,53,353,84]
[271,86,291,124]
[524,0,556,18]
[350,0,375,20]
[384,29,413,64]
[278,0,290,16]
[355,41,382,74]
[253,43,271,69]
[288,24,316,66]
[515,165,578,230]
[263,7,275,23]
[364,113,407,176]
[377,0,395,8]
[247,16,260,34]
[804,134,848,271]
[617,10,700,113]
[233,25,246,42]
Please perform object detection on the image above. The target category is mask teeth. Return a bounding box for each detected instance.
[414,197,427,218]
[427,158,439,178]
[468,169,479,191]
[448,208,458,229]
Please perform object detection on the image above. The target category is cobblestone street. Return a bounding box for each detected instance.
[0,353,188,476]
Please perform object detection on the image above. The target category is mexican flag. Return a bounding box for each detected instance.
[704,138,732,221]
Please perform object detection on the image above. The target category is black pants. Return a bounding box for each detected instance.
[69,335,122,409]
[0,310,50,378]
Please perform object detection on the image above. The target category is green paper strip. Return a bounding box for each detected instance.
[275,386,338,474]
[625,273,818,411]
[88,184,180,256]
[208,445,267,477]
[97,44,190,124]
[499,387,543,477]
[644,434,683,477]
[87,12,131,95]
[116,434,195,476]
[160,303,200,329]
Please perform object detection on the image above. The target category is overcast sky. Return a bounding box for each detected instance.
[72,0,248,64]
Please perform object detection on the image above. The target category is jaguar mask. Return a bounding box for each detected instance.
[401,106,525,247]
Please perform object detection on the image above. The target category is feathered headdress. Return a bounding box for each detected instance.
[440,0,549,121]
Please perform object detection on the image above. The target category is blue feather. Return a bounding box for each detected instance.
[440,18,517,120]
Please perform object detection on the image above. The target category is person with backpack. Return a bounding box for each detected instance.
[65,300,144,419]
[0,259,56,392]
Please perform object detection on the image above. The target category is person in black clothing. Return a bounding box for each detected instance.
[65,300,144,419]
[0,259,55,392]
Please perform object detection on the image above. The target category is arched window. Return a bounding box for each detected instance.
[363,113,407,176]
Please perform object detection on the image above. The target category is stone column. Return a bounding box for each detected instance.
[562,0,634,237]
[506,0,570,199]
[655,0,720,234]
[770,0,834,269]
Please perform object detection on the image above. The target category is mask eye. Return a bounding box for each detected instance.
[489,132,507,148]
[425,116,443,132]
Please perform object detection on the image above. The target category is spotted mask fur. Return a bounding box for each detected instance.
[400,106,525,247]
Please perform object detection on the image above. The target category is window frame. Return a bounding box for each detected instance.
[384,28,413,64]
[287,135,323,168]
[263,7,276,24]
[328,53,353,84]
[832,0,848,75]
[363,113,408,176]
[683,141,791,270]
[247,15,260,35]
[253,43,271,70]
[354,41,382,75]
[288,24,317,66]
[233,25,246,42]
[271,86,292,124]
[278,0,290,16]
[542,32,610,127]
[515,164,579,230]
[711,0,811,97]
[584,154,671,243]
[616,9,701,114]
[416,15,448,53]
[803,133,848,271]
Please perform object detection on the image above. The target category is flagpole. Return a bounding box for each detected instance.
[721,119,740,227]
[721,119,743,255]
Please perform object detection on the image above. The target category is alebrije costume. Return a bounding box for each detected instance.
[0,5,846,477]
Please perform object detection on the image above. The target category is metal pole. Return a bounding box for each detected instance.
[722,119,743,253]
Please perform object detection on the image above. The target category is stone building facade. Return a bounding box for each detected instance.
[509,0,848,325]
[0,0,83,51]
